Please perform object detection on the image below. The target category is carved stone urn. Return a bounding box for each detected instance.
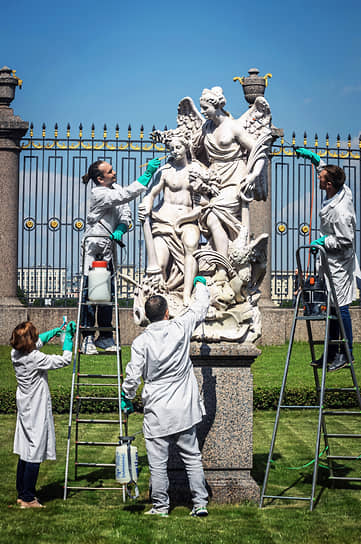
[233,68,272,105]
[0,66,18,108]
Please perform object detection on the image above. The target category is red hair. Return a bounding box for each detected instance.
[10,321,38,354]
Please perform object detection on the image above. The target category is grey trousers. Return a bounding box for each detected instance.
[145,425,208,511]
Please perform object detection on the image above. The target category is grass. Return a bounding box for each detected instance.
[2,342,361,542]
[1,412,361,543]
[2,341,361,392]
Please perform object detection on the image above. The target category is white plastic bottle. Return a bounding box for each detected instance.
[115,443,138,484]
[88,261,111,303]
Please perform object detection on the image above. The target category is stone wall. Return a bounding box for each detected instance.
[2,306,360,346]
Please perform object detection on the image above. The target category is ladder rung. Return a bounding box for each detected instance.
[329,476,361,482]
[77,383,120,387]
[76,419,121,424]
[280,405,319,410]
[323,387,356,392]
[66,486,123,491]
[78,374,119,378]
[76,396,119,401]
[79,326,117,331]
[326,434,361,438]
[81,302,114,307]
[76,441,119,446]
[296,314,325,321]
[323,411,361,416]
[76,462,115,467]
[328,455,361,460]
[262,495,311,501]
[310,340,343,346]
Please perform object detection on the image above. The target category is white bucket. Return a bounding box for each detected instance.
[115,443,138,484]
[88,261,111,303]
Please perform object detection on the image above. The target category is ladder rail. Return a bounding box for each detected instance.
[64,235,128,499]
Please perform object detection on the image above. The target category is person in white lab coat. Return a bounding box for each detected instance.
[296,149,361,371]
[80,158,160,354]
[122,277,210,517]
[11,320,76,508]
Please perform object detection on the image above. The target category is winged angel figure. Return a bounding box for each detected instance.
[134,87,272,342]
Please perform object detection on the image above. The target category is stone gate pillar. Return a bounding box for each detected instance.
[0,66,28,305]
[0,66,29,336]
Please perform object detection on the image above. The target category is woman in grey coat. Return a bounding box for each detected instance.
[11,320,75,508]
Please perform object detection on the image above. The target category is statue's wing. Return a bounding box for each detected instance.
[177,96,204,134]
[150,97,204,146]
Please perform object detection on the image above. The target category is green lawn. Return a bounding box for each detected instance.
[2,342,361,542]
[1,412,361,543]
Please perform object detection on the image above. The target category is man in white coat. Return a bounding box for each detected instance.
[122,276,210,517]
[297,149,360,372]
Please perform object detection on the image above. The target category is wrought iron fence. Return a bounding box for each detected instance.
[18,125,361,306]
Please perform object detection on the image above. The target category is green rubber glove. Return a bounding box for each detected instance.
[62,321,76,351]
[121,391,134,414]
[295,148,320,166]
[39,327,63,344]
[311,235,328,247]
[193,275,207,286]
[137,158,161,186]
[110,223,127,241]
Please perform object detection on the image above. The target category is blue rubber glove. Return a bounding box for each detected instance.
[121,391,134,414]
[311,235,328,247]
[39,327,63,344]
[62,321,76,351]
[137,158,161,186]
[110,223,127,241]
[193,275,207,286]
[295,148,320,166]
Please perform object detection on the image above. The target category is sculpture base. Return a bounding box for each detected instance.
[168,342,261,505]
[169,470,260,505]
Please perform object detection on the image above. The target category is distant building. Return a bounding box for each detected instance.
[18,267,67,302]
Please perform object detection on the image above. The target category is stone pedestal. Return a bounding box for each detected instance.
[168,342,261,504]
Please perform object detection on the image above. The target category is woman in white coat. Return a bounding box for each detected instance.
[11,320,75,508]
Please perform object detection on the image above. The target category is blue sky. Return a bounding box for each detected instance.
[2,0,361,145]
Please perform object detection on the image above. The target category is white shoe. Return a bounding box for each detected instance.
[190,505,208,517]
[80,336,98,355]
[95,337,117,352]
[144,507,168,517]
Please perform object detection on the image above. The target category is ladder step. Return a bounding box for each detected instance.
[311,340,343,346]
[323,387,356,392]
[79,326,117,332]
[329,476,361,482]
[77,351,121,357]
[76,396,119,401]
[81,302,114,307]
[78,374,120,378]
[328,455,361,460]
[76,462,115,467]
[77,383,121,387]
[326,434,361,438]
[66,486,123,491]
[76,419,121,424]
[323,411,361,416]
[262,495,311,501]
[280,405,319,410]
[297,316,326,321]
[76,441,119,446]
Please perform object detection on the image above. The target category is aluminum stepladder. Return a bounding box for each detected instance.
[64,235,128,499]
[260,245,361,511]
